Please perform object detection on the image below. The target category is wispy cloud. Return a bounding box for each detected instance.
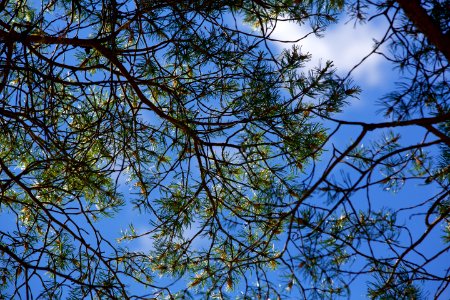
[270,18,390,86]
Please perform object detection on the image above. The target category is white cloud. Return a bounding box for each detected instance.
[128,220,210,253]
[270,18,389,86]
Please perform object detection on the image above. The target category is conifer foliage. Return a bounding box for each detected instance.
[0,0,448,299]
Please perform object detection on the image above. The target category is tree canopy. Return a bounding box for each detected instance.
[0,0,448,299]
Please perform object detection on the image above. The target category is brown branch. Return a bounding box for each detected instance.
[315,111,450,132]
[395,0,450,61]
[422,124,450,147]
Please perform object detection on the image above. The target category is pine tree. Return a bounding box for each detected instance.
[0,1,448,298]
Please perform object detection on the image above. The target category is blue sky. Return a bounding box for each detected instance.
[265,14,449,299]
[2,3,449,299]
[91,14,448,298]
[100,11,449,299]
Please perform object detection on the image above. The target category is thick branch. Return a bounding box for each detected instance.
[396,0,450,61]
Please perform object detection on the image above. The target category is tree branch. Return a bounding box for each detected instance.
[395,0,450,61]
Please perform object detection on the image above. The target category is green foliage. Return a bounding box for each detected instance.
[0,0,449,299]
[367,264,424,300]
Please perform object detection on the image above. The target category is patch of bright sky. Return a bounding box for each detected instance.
[268,12,402,128]
[270,15,391,87]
